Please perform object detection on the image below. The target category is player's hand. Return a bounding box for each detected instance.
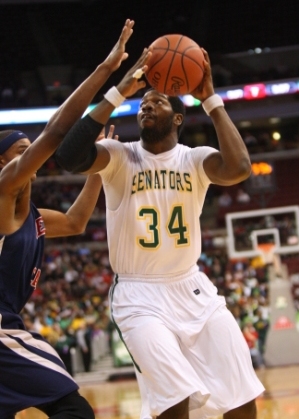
[96,124,119,142]
[116,47,152,98]
[190,49,215,102]
[102,19,135,72]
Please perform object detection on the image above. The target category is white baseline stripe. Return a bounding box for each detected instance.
[0,329,75,382]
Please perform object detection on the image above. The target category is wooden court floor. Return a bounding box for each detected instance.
[16,365,299,419]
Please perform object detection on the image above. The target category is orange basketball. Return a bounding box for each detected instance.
[145,34,205,96]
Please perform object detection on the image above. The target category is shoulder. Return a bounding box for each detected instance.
[30,201,41,216]
[98,138,134,158]
[177,144,218,156]
[97,139,126,152]
[98,139,138,160]
[0,157,22,193]
[189,145,219,162]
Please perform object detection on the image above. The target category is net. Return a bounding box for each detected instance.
[257,243,276,264]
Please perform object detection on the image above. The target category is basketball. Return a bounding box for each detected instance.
[145,34,205,96]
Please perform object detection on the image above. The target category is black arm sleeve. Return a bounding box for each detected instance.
[55,114,104,173]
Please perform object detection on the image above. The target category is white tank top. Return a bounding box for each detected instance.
[99,140,217,277]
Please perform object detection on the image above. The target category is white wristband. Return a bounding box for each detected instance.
[202,94,224,116]
[104,86,126,108]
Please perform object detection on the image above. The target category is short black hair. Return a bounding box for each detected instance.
[167,95,186,138]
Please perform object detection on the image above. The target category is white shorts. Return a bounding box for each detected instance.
[110,267,265,418]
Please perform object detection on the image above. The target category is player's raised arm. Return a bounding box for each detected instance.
[55,47,152,175]
[39,126,118,238]
[39,174,103,238]
[191,48,251,186]
[6,19,135,190]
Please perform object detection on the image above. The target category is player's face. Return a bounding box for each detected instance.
[0,138,31,164]
[137,90,175,143]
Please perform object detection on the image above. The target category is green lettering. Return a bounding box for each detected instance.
[138,172,144,191]
[184,173,192,191]
[154,171,161,189]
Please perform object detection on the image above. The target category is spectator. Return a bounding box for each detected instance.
[218,190,233,207]
[243,131,258,152]
[242,319,264,369]
[54,324,77,376]
[253,309,269,364]
[1,85,14,107]
[236,187,251,204]
[76,320,93,372]
[15,83,29,107]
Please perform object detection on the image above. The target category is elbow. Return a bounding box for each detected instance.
[69,224,87,236]
[55,146,76,173]
[76,227,86,235]
[71,218,87,235]
[55,144,97,174]
[238,159,252,181]
[232,156,251,182]
[232,160,251,183]
[224,159,251,185]
[64,216,88,236]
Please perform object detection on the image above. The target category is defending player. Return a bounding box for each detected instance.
[0,19,149,419]
[55,48,265,419]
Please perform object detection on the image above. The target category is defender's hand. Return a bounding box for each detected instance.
[116,47,152,98]
[103,19,135,72]
[96,125,119,142]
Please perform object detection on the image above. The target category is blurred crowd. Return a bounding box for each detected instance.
[22,246,114,376]
[198,249,270,369]
[195,247,298,369]
[240,129,299,154]
[19,231,299,374]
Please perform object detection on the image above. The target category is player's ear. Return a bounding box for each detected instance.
[0,155,5,169]
[174,113,183,127]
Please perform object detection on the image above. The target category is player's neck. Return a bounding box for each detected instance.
[140,136,178,155]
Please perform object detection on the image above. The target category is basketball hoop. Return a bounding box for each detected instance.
[257,243,283,277]
[257,243,276,265]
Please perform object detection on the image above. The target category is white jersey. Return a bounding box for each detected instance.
[99,139,217,277]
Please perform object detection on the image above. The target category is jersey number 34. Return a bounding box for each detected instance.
[137,205,190,249]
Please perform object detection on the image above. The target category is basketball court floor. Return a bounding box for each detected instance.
[16,365,299,419]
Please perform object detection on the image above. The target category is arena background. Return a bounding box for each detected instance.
[0,1,299,418]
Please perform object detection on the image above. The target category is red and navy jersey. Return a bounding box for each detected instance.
[0,203,78,417]
[0,202,45,326]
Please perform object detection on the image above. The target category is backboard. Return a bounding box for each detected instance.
[226,205,299,259]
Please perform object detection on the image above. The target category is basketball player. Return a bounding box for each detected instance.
[55,48,265,419]
[0,18,149,419]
